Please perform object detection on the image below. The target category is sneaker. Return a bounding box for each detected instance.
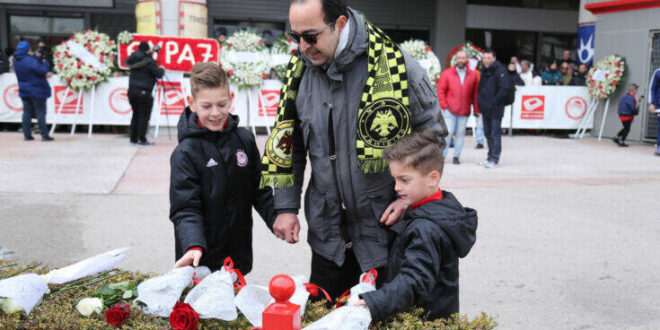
[137,140,153,146]
[24,136,34,141]
[476,143,484,149]
[452,157,460,165]
[484,161,497,169]
[42,136,54,142]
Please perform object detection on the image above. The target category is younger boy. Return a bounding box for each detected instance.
[613,84,640,147]
[355,129,478,321]
[169,62,275,273]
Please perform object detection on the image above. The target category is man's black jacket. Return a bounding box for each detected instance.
[478,61,511,116]
[169,108,275,273]
[361,191,477,321]
[126,50,164,94]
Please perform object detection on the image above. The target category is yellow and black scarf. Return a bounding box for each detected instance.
[260,22,410,188]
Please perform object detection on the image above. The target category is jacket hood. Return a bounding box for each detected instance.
[15,41,30,59]
[177,106,239,142]
[404,191,478,258]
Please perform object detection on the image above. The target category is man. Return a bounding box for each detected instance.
[477,50,510,168]
[262,0,447,299]
[560,49,576,69]
[649,68,660,156]
[560,62,574,86]
[572,63,589,86]
[519,60,534,86]
[437,50,479,165]
[126,42,164,145]
[14,40,53,141]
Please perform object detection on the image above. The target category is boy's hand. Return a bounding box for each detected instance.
[273,213,300,244]
[174,249,203,268]
[380,198,409,226]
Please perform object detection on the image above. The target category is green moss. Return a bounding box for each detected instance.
[0,261,496,330]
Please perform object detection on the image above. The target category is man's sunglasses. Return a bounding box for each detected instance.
[288,26,330,45]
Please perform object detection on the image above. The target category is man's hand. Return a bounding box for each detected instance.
[649,104,656,114]
[380,198,409,226]
[174,249,203,268]
[273,213,300,243]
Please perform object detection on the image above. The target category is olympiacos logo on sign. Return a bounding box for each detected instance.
[258,89,281,117]
[521,95,545,120]
[158,81,185,116]
[54,86,83,114]
[565,96,587,120]
[109,88,132,115]
[2,84,22,112]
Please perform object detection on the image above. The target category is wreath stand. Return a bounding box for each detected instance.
[49,86,85,137]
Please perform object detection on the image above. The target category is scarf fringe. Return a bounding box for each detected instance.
[359,159,389,174]
[260,174,295,189]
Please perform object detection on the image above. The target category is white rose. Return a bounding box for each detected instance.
[0,298,24,314]
[76,297,103,317]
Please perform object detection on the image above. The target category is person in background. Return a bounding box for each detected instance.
[648,67,660,156]
[126,41,164,145]
[519,60,534,86]
[572,63,589,86]
[613,84,639,147]
[510,56,521,73]
[507,62,524,87]
[36,40,54,72]
[477,49,510,168]
[560,62,574,86]
[5,48,15,72]
[0,49,9,74]
[559,49,576,70]
[14,40,53,141]
[542,62,561,86]
[437,50,480,165]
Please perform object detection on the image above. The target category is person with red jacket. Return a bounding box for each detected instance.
[437,50,480,164]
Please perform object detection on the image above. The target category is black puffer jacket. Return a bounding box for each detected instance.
[361,191,477,321]
[126,50,164,94]
[169,107,275,273]
[478,61,511,116]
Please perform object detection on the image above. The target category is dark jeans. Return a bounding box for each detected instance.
[482,111,503,163]
[617,120,632,142]
[21,97,49,139]
[309,249,385,302]
[128,90,154,143]
[656,116,660,145]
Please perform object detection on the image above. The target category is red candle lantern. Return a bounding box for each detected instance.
[261,274,301,330]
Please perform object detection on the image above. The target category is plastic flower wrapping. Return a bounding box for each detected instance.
[53,30,116,91]
[587,55,625,99]
[399,39,442,85]
[219,30,271,89]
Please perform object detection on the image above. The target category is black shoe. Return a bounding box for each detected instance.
[476,143,484,149]
[130,140,138,145]
[24,136,34,141]
[612,137,621,146]
[42,136,54,142]
[619,142,629,147]
[452,157,460,165]
[137,140,153,146]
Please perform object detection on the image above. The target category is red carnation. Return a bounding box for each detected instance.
[169,302,199,330]
[104,303,130,328]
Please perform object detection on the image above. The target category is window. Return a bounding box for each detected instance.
[10,16,84,35]
[466,0,579,10]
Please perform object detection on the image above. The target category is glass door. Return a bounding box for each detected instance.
[645,31,660,141]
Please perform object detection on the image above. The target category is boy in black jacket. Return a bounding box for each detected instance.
[355,129,478,321]
[169,62,275,273]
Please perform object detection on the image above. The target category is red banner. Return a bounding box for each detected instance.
[521,95,545,120]
[157,81,186,116]
[118,34,220,72]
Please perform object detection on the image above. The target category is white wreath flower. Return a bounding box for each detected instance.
[53,30,115,91]
[587,55,625,100]
[400,40,442,85]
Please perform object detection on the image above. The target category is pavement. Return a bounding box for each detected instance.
[1,130,659,329]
